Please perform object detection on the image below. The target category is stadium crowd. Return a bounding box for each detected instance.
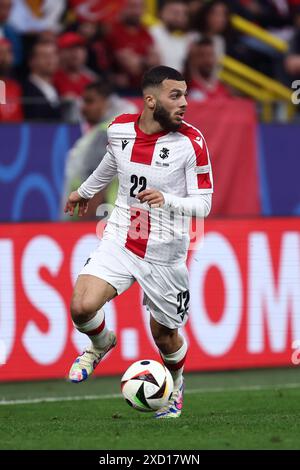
[0,0,300,123]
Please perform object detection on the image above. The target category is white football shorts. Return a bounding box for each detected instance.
[79,238,189,329]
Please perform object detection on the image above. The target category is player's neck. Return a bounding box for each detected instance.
[138,111,164,135]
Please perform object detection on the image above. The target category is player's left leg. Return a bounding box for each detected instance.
[150,316,187,419]
[133,257,189,418]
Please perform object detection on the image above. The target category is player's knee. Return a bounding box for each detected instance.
[70,297,99,323]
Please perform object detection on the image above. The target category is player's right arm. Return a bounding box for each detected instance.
[64,191,89,217]
[64,143,117,216]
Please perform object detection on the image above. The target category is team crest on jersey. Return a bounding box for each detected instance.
[159,147,170,159]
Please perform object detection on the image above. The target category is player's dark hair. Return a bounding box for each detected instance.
[85,80,112,97]
[142,66,185,90]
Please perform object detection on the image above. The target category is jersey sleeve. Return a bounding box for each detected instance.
[185,132,213,196]
[77,142,117,199]
[162,191,212,217]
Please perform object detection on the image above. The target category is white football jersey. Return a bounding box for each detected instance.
[78,113,213,266]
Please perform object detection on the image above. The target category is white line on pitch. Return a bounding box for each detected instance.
[0,382,300,406]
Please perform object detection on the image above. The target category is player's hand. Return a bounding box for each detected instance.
[64,191,89,217]
[136,189,165,208]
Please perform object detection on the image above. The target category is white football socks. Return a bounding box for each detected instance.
[160,337,188,389]
[74,309,111,351]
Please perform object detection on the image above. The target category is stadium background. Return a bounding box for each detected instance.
[0,0,300,451]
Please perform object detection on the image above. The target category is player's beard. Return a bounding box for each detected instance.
[153,102,182,132]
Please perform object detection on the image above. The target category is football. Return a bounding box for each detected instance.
[121,359,174,412]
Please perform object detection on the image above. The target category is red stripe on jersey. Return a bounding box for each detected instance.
[125,207,151,258]
[179,122,212,189]
[130,135,155,165]
[197,172,212,189]
[108,113,139,128]
[130,119,169,165]
[179,122,209,166]
[86,320,105,337]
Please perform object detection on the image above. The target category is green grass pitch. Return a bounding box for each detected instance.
[0,368,300,450]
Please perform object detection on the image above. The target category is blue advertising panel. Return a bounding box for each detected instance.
[258,124,300,216]
[0,124,80,221]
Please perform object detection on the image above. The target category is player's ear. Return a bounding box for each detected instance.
[144,93,156,111]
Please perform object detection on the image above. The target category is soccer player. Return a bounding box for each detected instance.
[64,65,213,418]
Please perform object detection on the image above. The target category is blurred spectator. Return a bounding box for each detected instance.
[80,81,137,132]
[23,41,62,121]
[193,0,231,60]
[0,37,23,121]
[150,0,195,72]
[0,0,22,66]
[105,0,160,95]
[187,0,205,30]
[72,21,111,78]
[7,0,66,75]
[54,32,96,121]
[8,0,66,33]
[61,80,137,219]
[187,38,231,101]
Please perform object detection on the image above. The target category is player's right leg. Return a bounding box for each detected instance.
[68,239,136,382]
[69,274,117,383]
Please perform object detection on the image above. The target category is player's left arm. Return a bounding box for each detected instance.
[137,133,213,216]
